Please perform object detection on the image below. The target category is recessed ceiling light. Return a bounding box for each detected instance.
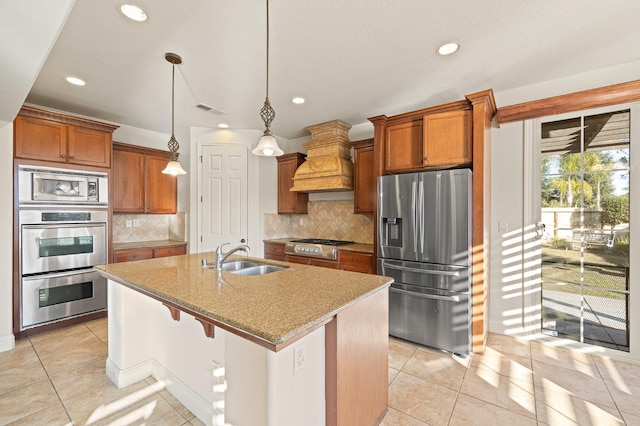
[218,123,229,129]
[120,4,147,22]
[66,76,85,86]
[292,97,305,104]
[436,42,460,56]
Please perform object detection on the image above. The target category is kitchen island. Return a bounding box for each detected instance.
[96,252,392,426]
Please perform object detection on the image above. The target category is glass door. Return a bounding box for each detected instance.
[538,108,631,351]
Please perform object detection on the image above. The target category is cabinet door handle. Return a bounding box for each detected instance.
[60,154,66,158]
[69,155,75,159]
[423,156,429,161]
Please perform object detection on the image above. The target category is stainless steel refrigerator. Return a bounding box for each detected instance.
[377,169,472,355]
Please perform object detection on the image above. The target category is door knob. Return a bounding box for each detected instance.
[240,238,246,243]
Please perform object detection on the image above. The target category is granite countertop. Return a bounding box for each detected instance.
[96,253,391,351]
[113,240,187,251]
[263,238,374,254]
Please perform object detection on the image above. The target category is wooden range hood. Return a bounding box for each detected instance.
[290,120,354,192]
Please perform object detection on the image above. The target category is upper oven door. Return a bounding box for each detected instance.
[21,223,107,275]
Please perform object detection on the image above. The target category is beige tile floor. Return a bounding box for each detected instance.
[0,319,203,426]
[383,334,640,426]
[1,319,640,425]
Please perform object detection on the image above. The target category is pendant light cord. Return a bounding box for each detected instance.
[171,63,175,137]
[265,0,269,99]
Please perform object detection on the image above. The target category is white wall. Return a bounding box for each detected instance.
[490,60,640,362]
[0,123,15,351]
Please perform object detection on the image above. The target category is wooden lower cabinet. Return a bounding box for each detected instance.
[285,255,340,269]
[338,250,374,274]
[264,242,286,261]
[113,244,186,263]
[153,245,187,258]
[113,248,153,263]
[265,243,374,273]
[325,287,388,425]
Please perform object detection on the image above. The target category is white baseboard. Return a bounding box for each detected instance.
[0,333,15,353]
[105,357,153,388]
[152,360,218,426]
[105,357,217,426]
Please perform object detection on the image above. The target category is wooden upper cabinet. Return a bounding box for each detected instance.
[13,106,117,168]
[276,153,308,214]
[67,125,112,167]
[351,139,375,214]
[112,142,177,214]
[112,149,145,213]
[146,154,177,214]
[384,120,423,173]
[423,109,472,166]
[14,115,67,163]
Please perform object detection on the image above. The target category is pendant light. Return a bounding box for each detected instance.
[252,0,284,157]
[162,52,187,175]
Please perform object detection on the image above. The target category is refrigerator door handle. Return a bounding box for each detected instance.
[411,180,418,253]
[382,261,460,276]
[418,179,425,254]
[390,287,460,302]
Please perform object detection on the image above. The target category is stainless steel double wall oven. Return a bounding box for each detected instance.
[18,165,108,331]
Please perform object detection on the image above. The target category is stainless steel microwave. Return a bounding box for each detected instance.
[18,165,108,207]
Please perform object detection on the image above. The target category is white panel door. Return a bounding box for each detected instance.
[200,144,249,253]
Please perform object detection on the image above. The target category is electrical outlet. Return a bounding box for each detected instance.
[498,221,508,233]
[126,220,132,228]
[293,343,305,375]
[133,219,140,227]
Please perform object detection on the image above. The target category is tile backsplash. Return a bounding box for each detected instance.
[113,212,187,244]
[264,200,374,243]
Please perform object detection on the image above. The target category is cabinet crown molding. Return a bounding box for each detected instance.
[19,106,119,133]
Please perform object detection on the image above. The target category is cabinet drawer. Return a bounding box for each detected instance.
[340,264,373,274]
[309,258,339,269]
[284,255,340,269]
[154,245,187,258]
[113,248,153,263]
[284,255,310,265]
[338,250,373,268]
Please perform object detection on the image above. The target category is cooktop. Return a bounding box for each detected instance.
[291,239,354,246]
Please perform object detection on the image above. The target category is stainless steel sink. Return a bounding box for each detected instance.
[232,265,288,276]
[220,260,262,271]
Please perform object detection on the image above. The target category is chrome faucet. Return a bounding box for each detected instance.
[215,243,250,270]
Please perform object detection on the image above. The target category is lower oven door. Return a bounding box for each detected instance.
[21,269,107,330]
[389,283,470,355]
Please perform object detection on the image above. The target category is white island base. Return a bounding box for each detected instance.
[106,280,388,426]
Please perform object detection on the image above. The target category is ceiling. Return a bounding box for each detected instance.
[5,0,640,139]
